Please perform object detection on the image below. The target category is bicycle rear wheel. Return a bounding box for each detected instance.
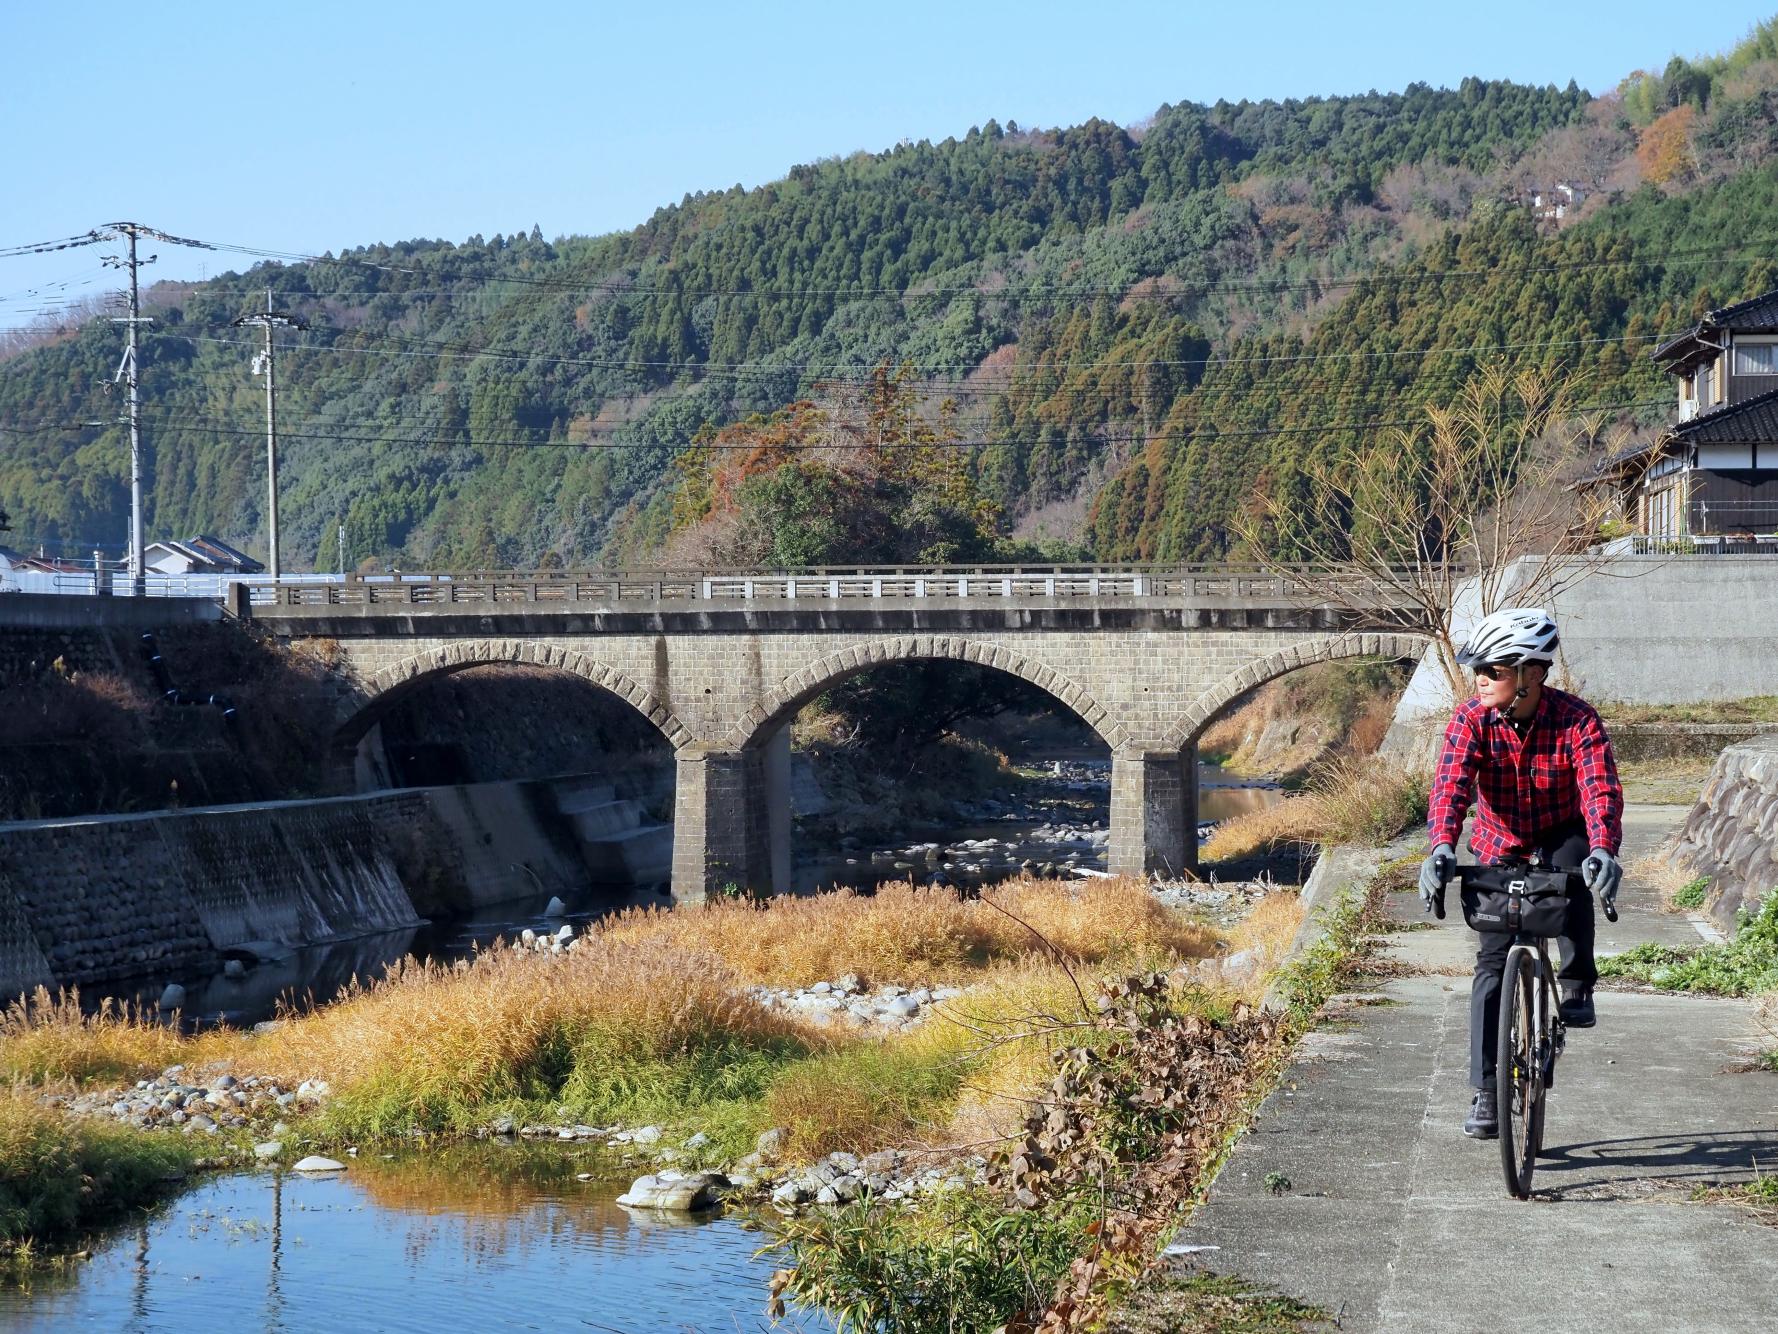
[1496,949,1540,1200]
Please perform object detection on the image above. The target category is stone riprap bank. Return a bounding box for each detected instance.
[1672,732,1778,928]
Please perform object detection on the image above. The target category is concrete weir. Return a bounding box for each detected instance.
[0,778,661,1000]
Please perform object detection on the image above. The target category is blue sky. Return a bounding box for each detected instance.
[2,0,1774,329]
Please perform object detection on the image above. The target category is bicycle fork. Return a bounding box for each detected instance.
[1530,952,1564,1090]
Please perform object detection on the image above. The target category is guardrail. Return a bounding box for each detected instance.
[239,564,1439,611]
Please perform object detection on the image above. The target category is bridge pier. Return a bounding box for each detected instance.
[1109,748,1198,879]
[670,734,792,902]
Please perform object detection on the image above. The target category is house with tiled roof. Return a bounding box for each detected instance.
[1594,290,1778,544]
[143,536,264,576]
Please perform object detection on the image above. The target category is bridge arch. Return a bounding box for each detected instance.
[722,635,1131,752]
[1159,631,1428,754]
[331,638,693,778]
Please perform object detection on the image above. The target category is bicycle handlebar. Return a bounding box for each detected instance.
[1423,859,1617,922]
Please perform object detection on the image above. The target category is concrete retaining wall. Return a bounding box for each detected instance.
[1394,557,1778,729]
[1670,734,1778,929]
[0,778,617,1000]
[0,592,220,631]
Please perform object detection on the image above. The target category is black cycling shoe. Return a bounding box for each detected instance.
[1560,985,1597,1028]
[1463,1090,1498,1139]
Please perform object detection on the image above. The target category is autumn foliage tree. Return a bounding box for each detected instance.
[1636,104,1697,185]
[665,362,1003,568]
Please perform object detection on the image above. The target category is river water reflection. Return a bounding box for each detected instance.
[0,1146,828,1333]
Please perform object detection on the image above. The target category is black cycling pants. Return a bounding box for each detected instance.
[1470,820,1597,1092]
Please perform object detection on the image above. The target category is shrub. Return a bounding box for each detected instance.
[769,1189,1084,1334]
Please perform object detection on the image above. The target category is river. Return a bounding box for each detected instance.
[5,762,1283,1328]
[0,1145,827,1333]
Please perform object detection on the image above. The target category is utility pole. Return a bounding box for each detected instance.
[233,290,305,580]
[100,224,156,594]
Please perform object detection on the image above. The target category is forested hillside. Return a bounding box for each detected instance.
[3,23,1777,570]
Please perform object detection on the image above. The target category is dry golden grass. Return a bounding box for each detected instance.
[599,877,1215,988]
[770,959,1103,1157]
[1220,892,1308,995]
[1202,798,1321,863]
[245,933,829,1129]
[0,989,227,1087]
[0,882,1251,1157]
[1203,757,1426,863]
[1627,846,1702,910]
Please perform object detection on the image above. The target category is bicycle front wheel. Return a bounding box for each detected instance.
[1496,948,1540,1200]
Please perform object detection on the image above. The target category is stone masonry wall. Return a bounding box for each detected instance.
[327,626,1425,757]
[0,792,439,998]
[1670,734,1778,930]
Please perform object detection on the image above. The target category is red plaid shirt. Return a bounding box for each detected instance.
[1427,687,1623,860]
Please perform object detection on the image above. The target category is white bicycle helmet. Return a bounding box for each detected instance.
[1455,607,1559,668]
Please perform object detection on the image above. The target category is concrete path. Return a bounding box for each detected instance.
[1165,804,1778,1333]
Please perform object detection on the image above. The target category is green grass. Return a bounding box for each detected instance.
[1673,877,1711,910]
[1599,893,1778,996]
[0,1094,198,1259]
[1690,1171,1778,1225]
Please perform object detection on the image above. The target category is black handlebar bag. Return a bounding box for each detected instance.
[1460,867,1574,936]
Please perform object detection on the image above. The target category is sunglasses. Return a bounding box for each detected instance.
[1473,663,1515,681]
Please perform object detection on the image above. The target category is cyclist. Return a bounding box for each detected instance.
[1416,607,1625,1139]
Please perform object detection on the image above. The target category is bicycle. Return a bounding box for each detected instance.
[1428,858,1617,1199]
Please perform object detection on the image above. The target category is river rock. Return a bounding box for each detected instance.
[554,924,575,944]
[544,896,567,916]
[754,1126,789,1160]
[253,1140,283,1160]
[292,1156,346,1173]
[615,1170,728,1211]
[884,995,920,1019]
[771,1180,809,1206]
[157,983,186,1011]
[223,959,246,979]
[490,1114,516,1136]
[630,1124,662,1146]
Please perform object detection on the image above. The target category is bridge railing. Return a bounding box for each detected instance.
[241,564,1439,611]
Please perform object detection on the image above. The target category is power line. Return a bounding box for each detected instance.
[163,327,1660,386]
[0,231,111,260]
[0,396,1671,453]
[43,224,1778,304]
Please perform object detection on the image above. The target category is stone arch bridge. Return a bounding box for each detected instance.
[239,568,1427,901]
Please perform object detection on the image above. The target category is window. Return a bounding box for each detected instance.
[1698,364,1714,404]
[1734,342,1778,375]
